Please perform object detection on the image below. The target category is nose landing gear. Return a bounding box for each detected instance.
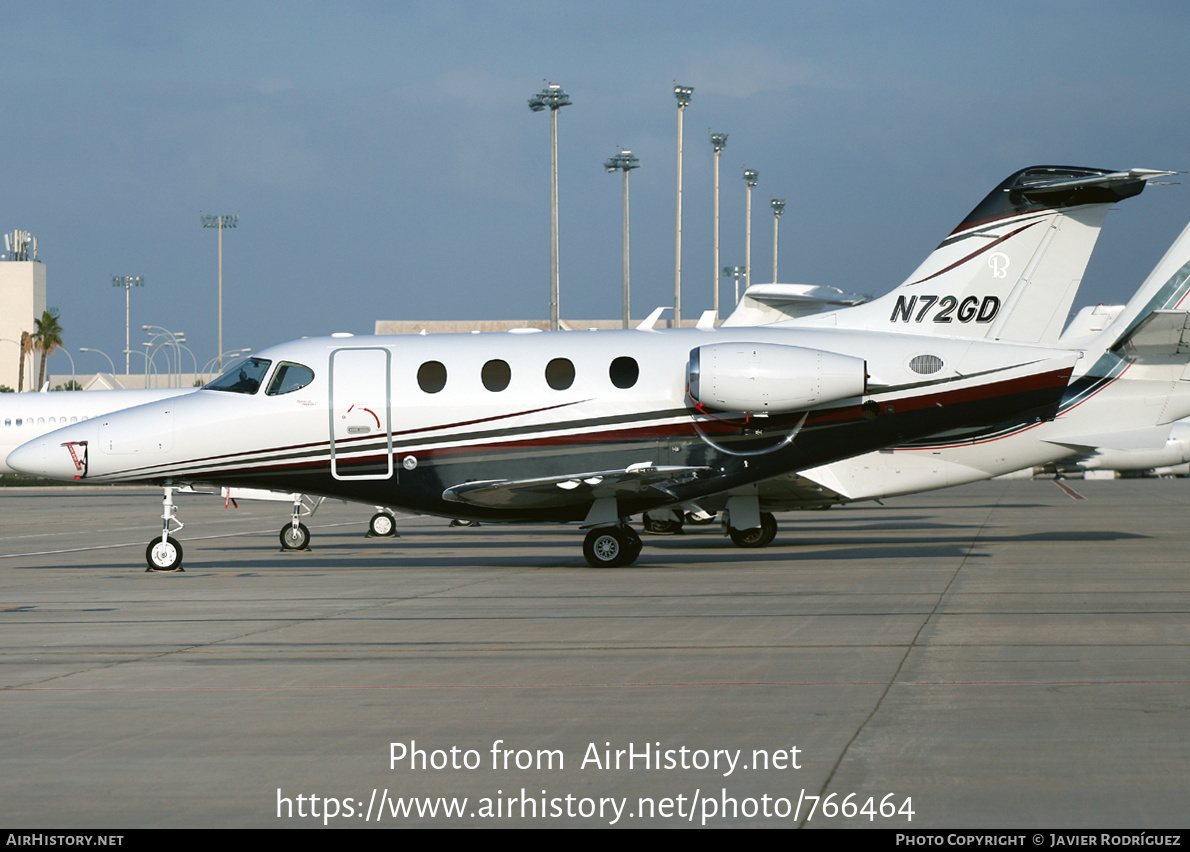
[145,486,185,572]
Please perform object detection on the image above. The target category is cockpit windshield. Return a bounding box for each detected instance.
[205,357,272,395]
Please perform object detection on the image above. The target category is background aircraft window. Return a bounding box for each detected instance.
[266,362,315,396]
[545,357,575,390]
[609,356,639,389]
[418,360,448,394]
[481,359,511,392]
[205,357,272,395]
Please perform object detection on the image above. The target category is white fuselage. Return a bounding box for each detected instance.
[8,326,1076,523]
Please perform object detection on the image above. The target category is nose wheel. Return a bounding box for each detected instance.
[146,536,184,572]
[145,486,186,572]
[280,521,311,551]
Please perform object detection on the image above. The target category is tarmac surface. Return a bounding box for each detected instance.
[1,478,1188,829]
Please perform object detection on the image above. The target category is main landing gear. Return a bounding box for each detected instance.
[728,512,778,548]
[146,486,185,572]
[367,510,400,538]
[582,526,643,568]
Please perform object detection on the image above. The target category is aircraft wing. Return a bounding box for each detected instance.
[442,463,711,510]
[1042,424,1176,452]
[1110,310,1190,362]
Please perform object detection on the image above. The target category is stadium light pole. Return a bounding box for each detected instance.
[111,276,143,374]
[710,132,728,319]
[743,169,758,291]
[723,265,746,308]
[673,84,693,328]
[201,213,238,371]
[604,150,640,329]
[771,198,786,283]
[528,83,571,331]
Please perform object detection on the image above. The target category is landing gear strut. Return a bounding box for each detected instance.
[582,526,643,568]
[145,486,185,572]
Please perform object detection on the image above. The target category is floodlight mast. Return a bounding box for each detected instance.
[771,198,786,282]
[673,84,693,328]
[528,83,571,331]
[201,213,238,371]
[604,150,640,329]
[743,169,758,290]
[710,132,728,319]
[723,264,746,307]
[111,276,144,374]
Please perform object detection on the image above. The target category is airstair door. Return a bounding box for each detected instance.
[329,347,393,480]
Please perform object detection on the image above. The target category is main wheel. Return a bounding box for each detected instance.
[583,527,631,568]
[728,512,778,548]
[642,515,683,535]
[623,527,643,565]
[368,512,398,537]
[146,536,184,571]
[279,521,311,551]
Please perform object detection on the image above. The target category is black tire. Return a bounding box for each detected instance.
[728,512,778,548]
[368,512,397,537]
[642,516,683,535]
[583,527,630,568]
[623,527,643,565]
[146,536,183,571]
[280,521,311,551]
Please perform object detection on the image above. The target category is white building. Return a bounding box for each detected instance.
[0,230,47,392]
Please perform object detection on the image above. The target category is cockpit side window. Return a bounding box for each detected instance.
[205,357,272,394]
[266,362,315,396]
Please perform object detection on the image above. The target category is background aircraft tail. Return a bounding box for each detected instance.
[803,166,1172,343]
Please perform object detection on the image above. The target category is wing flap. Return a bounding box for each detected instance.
[442,463,712,510]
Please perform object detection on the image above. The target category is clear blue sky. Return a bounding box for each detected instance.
[4,0,1190,375]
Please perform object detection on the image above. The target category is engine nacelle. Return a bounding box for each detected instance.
[688,342,867,414]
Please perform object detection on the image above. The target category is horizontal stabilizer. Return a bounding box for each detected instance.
[443,464,711,510]
[1110,310,1190,361]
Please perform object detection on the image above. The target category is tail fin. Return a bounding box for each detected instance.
[804,166,1172,342]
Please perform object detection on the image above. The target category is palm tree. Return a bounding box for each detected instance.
[33,309,63,391]
[17,330,32,392]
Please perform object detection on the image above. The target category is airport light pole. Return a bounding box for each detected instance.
[201,213,238,371]
[528,83,571,331]
[79,348,119,387]
[143,326,185,387]
[604,149,640,329]
[710,132,728,319]
[673,84,693,328]
[771,198,786,282]
[743,169,758,291]
[723,265,746,308]
[111,276,144,374]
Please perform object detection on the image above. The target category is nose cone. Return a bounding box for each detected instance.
[7,436,88,480]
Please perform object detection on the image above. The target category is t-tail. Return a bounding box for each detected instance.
[800,166,1173,342]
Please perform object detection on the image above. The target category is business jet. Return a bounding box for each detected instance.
[0,387,191,474]
[4,166,1163,569]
